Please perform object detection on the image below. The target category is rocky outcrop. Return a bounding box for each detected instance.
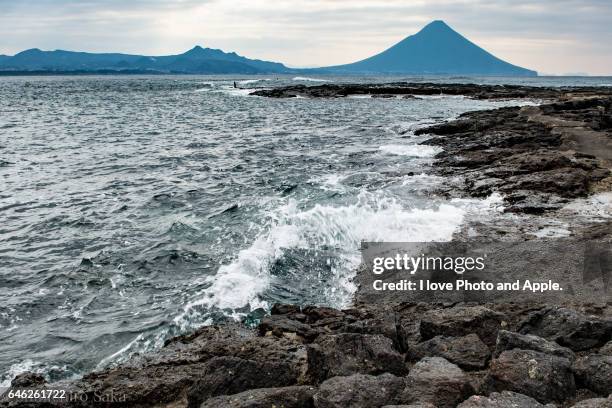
[1,302,611,408]
[416,96,612,213]
[250,83,612,100]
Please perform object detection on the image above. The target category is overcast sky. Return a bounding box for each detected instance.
[1,0,611,75]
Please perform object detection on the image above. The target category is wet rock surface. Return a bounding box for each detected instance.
[1,302,611,407]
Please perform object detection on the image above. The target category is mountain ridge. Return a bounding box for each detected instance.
[0,21,537,76]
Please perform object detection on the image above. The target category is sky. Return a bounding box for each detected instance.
[1,0,611,75]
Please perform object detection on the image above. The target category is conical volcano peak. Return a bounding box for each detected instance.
[415,20,460,38]
[323,20,536,76]
[422,20,452,30]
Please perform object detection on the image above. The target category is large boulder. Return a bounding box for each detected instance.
[494,330,575,360]
[409,334,491,370]
[10,372,47,388]
[401,357,475,408]
[200,385,316,408]
[186,356,299,407]
[420,306,506,346]
[307,333,406,383]
[518,307,612,351]
[457,391,556,407]
[488,349,575,403]
[313,373,405,408]
[573,354,612,396]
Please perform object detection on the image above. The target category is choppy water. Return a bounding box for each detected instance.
[1,74,610,385]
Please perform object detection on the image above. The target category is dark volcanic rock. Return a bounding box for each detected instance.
[488,349,576,403]
[262,303,408,352]
[494,330,575,360]
[414,96,612,213]
[18,325,310,408]
[518,307,612,351]
[409,334,491,370]
[312,373,405,408]
[457,391,556,407]
[200,385,316,408]
[186,356,299,407]
[251,82,611,100]
[10,372,47,388]
[570,396,612,407]
[401,357,475,408]
[420,306,507,346]
[601,340,612,355]
[307,333,406,382]
[259,314,320,341]
[573,354,612,396]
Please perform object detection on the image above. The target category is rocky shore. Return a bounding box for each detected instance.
[249,82,612,101]
[2,302,610,407]
[2,83,611,407]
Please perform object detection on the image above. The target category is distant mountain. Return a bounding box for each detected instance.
[0,21,537,76]
[319,20,536,76]
[0,46,291,74]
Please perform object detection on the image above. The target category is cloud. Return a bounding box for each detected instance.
[0,0,610,74]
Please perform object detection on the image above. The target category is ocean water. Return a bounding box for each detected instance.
[1,74,610,385]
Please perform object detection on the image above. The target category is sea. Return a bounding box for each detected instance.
[1,74,611,385]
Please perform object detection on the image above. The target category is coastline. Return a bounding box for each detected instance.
[2,83,611,408]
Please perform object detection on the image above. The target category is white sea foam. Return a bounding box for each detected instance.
[1,360,39,388]
[561,192,612,218]
[293,77,329,82]
[238,79,271,85]
[378,144,442,157]
[310,173,348,191]
[174,190,503,330]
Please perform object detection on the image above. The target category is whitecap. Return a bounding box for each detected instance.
[293,77,329,82]
[378,144,442,157]
[173,190,482,330]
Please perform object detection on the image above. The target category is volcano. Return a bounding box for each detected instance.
[322,20,536,76]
